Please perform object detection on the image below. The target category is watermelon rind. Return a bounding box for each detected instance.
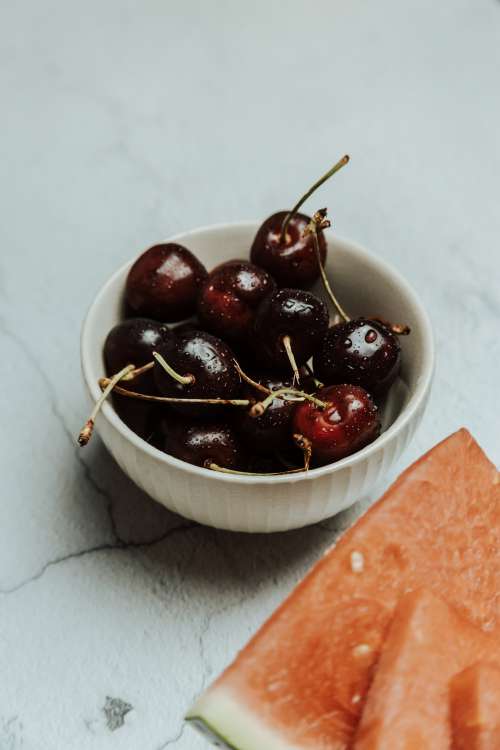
[186,687,305,749]
[186,716,239,749]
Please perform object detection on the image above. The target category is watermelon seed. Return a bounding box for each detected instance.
[353,643,372,658]
[350,550,365,573]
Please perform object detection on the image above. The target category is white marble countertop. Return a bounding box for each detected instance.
[1,1,499,747]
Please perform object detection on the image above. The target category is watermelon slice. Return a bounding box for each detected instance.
[450,662,500,750]
[353,589,500,749]
[186,429,500,749]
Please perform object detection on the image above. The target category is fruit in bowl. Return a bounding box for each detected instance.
[79,160,407,473]
[79,211,402,470]
[79,159,434,532]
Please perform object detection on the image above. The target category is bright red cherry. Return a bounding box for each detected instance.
[198,260,276,343]
[125,243,207,322]
[292,384,380,465]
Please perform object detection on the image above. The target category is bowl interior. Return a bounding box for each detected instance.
[82,222,433,481]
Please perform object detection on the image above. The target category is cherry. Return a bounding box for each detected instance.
[250,211,327,289]
[112,398,162,443]
[314,319,401,397]
[293,384,381,465]
[253,289,329,377]
[235,371,315,454]
[91,318,172,444]
[125,243,208,322]
[104,318,173,392]
[172,319,201,336]
[153,330,241,417]
[158,418,244,470]
[250,155,349,288]
[197,260,276,343]
[246,454,289,474]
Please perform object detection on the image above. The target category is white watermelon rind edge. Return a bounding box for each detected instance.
[186,687,305,750]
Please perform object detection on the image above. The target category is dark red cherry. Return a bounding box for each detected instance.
[246,454,288,474]
[250,211,326,289]
[253,288,329,373]
[104,318,174,438]
[158,419,244,470]
[293,384,381,465]
[250,156,349,289]
[111,398,163,442]
[235,371,314,454]
[313,318,401,397]
[198,260,276,343]
[153,330,241,417]
[125,243,208,322]
[104,317,173,390]
[172,319,201,336]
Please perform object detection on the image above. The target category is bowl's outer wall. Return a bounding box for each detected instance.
[81,224,434,532]
[91,402,427,531]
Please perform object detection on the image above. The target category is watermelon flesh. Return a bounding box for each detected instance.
[450,662,500,750]
[186,430,500,749]
[353,589,500,749]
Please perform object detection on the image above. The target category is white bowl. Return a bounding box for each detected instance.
[81,222,434,533]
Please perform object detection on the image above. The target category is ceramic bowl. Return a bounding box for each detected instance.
[80,222,434,532]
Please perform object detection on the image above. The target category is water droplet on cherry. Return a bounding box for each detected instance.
[153,330,241,417]
[314,318,401,397]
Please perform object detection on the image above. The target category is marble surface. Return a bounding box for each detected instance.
[1,1,499,747]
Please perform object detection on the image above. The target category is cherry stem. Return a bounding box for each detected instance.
[206,462,307,476]
[306,209,411,335]
[294,433,312,471]
[122,361,154,380]
[304,362,324,389]
[280,154,350,244]
[282,335,300,384]
[98,379,250,407]
[79,364,136,446]
[233,361,271,395]
[307,210,350,322]
[152,351,195,385]
[250,387,327,417]
[370,316,411,336]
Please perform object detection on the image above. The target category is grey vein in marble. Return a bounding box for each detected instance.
[0,522,197,596]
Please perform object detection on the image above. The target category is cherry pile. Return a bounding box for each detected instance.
[79,156,410,475]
